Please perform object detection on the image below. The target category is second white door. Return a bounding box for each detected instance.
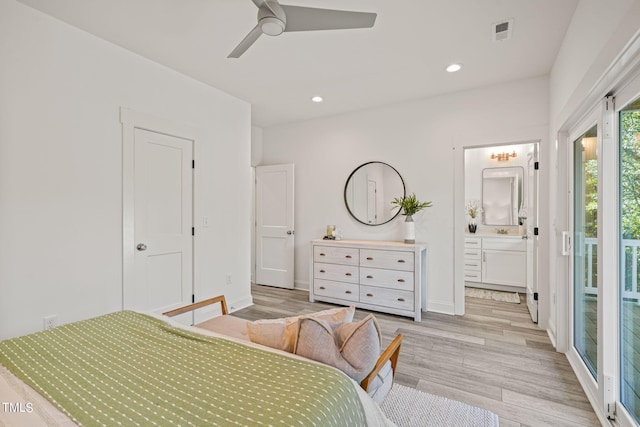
[255,164,295,288]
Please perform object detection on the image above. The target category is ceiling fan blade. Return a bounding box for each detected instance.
[281,5,376,32]
[228,24,263,58]
[251,0,277,16]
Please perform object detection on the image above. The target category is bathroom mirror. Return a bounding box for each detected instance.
[482,167,523,226]
[344,162,405,225]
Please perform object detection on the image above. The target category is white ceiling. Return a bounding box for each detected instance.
[18,0,579,128]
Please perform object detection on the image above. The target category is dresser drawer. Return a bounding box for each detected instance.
[314,279,359,302]
[360,249,414,271]
[464,237,482,249]
[463,259,481,271]
[314,246,359,265]
[314,263,359,284]
[360,286,414,311]
[464,248,481,259]
[463,271,482,281]
[359,267,414,292]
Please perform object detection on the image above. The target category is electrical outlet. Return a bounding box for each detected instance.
[226,275,232,285]
[43,315,57,330]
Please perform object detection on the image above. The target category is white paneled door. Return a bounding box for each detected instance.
[255,164,295,288]
[126,128,193,315]
[526,144,539,323]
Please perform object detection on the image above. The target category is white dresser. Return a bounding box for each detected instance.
[310,239,427,321]
[464,235,526,289]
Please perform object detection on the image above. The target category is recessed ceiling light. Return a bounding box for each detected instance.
[446,63,462,73]
[311,96,324,103]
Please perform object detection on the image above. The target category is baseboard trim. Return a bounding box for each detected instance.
[547,321,557,349]
[227,295,253,313]
[294,280,309,291]
[427,300,455,315]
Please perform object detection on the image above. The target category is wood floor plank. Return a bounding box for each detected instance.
[416,379,592,427]
[232,284,599,427]
[501,389,600,426]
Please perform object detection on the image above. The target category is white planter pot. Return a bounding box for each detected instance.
[404,216,415,243]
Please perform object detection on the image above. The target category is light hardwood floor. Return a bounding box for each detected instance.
[233,284,601,427]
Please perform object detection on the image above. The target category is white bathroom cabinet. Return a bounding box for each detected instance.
[464,235,526,289]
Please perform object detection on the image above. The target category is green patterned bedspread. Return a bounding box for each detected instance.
[0,311,366,426]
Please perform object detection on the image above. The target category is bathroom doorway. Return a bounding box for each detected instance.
[462,141,539,322]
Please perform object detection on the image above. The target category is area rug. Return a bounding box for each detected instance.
[465,287,520,303]
[380,383,499,427]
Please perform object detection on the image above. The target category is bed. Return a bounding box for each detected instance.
[0,301,395,427]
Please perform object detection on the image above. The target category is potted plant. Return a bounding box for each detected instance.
[465,200,481,233]
[391,193,432,243]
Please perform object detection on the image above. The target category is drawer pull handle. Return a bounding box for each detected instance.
[397,298,405,302]
[319,269,326,273]
[366,293,373,297]
[397,279,405,283]
[319,253,326,256]
[319,286,326,290]
[366,275,373,279]
[397,259,406,263]
[345,255,352,259]
[366,257,374,260]
[345,290,352,294]
[345,273,352,276]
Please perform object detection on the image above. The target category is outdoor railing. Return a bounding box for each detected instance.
[583,237,640,301]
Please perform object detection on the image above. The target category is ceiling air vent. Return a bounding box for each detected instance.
[492,19,513,42]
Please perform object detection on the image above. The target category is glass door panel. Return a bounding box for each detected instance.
[620,95,640,422]
[574,125,598,379]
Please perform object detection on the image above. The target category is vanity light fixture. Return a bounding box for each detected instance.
[446,63,462,73]
[311,96,324,103]
[490,151,517,161]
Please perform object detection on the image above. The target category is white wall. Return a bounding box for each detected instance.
[261,76,549,315]
[550,0,638,126]
[0,0,252,339]
[548,0,640,347]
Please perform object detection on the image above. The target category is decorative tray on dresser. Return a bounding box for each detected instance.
[309,239,427,322]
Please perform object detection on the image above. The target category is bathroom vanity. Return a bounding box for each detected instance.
[464,234,526,290]
[310,239,427,321]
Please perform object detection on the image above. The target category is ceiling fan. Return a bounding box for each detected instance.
[228,0,377,58]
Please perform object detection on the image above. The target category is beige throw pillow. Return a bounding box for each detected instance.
[294,314,381,383]
[246,305,355,352]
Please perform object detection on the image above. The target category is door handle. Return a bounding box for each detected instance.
[136,243,147,251]
[562,231,571,256]
[287,230,295,235]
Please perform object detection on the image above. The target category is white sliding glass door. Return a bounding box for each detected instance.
[566,72,640,427]
[618,82,640,427]
[573,124,599,380]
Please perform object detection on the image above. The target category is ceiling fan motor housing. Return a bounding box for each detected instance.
[258,2,286,36]
[228,0,376,58]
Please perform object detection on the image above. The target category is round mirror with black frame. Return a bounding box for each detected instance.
[344,161,406,225]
